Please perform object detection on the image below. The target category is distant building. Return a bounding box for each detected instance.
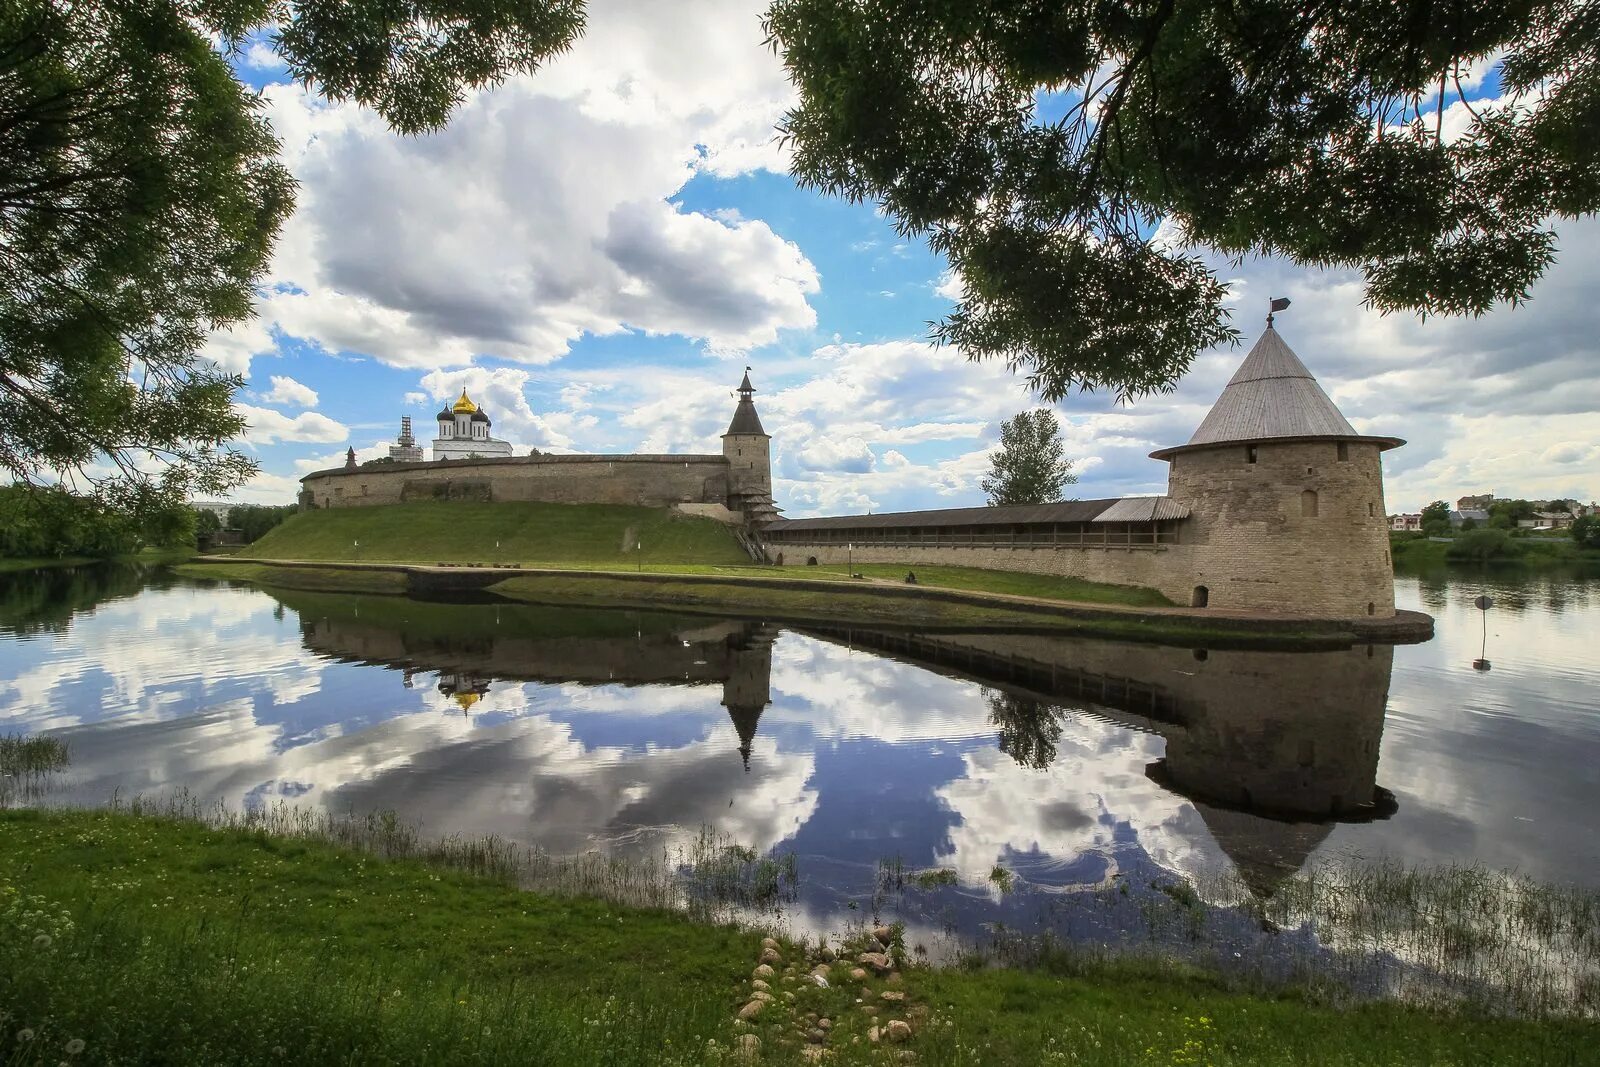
[1457,493,1495,510]
[1450,509,1490,527]
[388,416,425,463]
[1519,512,1575,531]
[1389,513,1422,532]
[433,390,514,461]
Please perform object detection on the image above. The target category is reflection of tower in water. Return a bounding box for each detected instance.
[797,626,1398,896]
[722,625,777,770]
[436,672,490,716]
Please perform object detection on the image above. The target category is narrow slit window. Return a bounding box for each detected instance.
[1337,442,1349,462]
[1246,446,1258,464]
[1301,489,1319,517]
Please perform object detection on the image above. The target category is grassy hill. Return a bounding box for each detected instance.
[238,502,750,568]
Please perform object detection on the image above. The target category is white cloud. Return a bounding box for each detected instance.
[234,403,347,446]
[258,375,319,409]
[245,0,814,370]
[244,42,283,70]
[203,316,275,375]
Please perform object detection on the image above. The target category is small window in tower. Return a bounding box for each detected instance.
[1337,442,1349,462]
[1246,446,1258,464]
[1368,502,1375,517]
[1301,489,1319,517]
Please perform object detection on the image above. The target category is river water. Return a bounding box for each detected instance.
[2,562,1598,964]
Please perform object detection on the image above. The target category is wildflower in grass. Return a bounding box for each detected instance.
[17,1029,35,1042]
[65,1038,86,1055]
[32,933,51,948]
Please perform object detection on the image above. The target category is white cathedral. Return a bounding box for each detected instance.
[387,389,514,463]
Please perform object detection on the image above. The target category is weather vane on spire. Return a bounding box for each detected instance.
[1267,296,1291,327]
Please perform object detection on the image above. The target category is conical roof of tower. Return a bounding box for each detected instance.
[1150,327,1402,459]
[725,373,767,436]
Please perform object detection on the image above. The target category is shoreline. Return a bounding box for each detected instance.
[176,557,1435,648]
[1,805,1591,1065]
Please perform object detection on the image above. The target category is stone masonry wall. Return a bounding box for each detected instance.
[301,454,731,511]
[723,434,771,496]
[1165,440,1394,618]
[771,541,1198,604]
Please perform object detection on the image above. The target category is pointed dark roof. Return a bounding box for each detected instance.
[724,372,767,436]
[1150,328,1403,459]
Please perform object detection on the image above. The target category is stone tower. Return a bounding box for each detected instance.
[1151,325,1403,618]
[722,369,779,525]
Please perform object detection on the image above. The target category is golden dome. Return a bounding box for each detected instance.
[454,691,481,711]
[452,389,478,415]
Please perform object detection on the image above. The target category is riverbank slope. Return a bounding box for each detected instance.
[1,808,1586,1066]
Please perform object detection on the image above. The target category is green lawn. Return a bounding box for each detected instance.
[1,809,1587,1066]
[489,574,1324,646]
[240,502,750,568]
[234,503,1172,609]
[849,563,1172,606]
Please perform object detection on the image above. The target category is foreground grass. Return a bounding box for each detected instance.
[241,501,750,568]
[1,809,1590,1065]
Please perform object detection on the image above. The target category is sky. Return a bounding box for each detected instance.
[211,0,1600,516]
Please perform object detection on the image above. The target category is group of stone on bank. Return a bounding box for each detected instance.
[733,927,927,1060]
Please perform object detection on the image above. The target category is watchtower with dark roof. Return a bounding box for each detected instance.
[722,370,779,525]
[1152,325,1403,617]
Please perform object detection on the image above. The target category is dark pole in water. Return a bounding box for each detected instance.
[1473,594,1494,671]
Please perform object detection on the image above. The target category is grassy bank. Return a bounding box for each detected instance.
[0,548,194,574]
[488,573,1324,646]
[175,561,409,594]
[241,501,751,568]
[1391,531,1600,568]
[642,562,1171,608]
[1,807,1590,1065]
[235,502,1181,610]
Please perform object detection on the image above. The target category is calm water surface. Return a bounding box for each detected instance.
[2,562,1597,947]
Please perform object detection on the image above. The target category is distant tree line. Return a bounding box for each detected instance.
[223,505,297,544]
[0,486,193,559]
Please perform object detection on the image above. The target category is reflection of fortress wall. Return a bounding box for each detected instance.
[803,629,1393,820]
[300,614,768,689]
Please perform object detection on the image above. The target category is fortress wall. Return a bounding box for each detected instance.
[1165,440,1394,617]
[771,540,1200,604]
[301,454,731,511]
